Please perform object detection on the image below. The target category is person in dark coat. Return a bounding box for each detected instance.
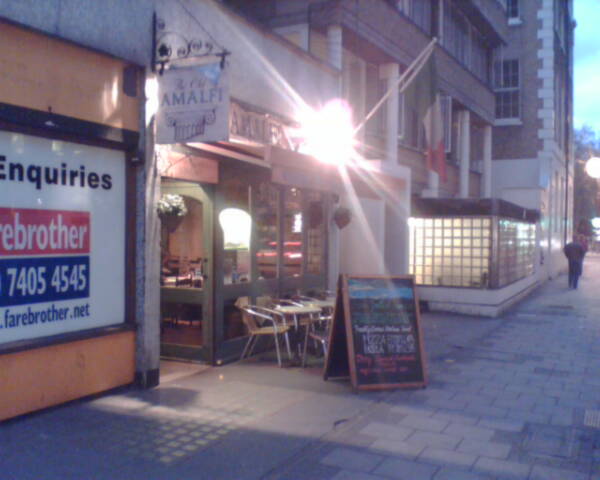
[563,236,586,289]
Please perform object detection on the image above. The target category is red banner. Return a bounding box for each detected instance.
[0,208,90,255]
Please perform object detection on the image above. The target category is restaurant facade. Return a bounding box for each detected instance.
[0,0,415,420]
[151,0,411,366]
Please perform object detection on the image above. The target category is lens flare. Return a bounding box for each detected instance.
[297,99,356,165]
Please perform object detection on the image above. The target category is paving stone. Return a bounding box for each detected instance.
[457,439,512,459]
[332,471,388,480]
[320,448,384,473]
[477,417,524,433]
[406,431,461,450]
[529,465,589,480]
[465,404,509,419]
[431,411,478,426]
[443,423,495,441]
[418,447,476,468]
[426,398,469,411]
[359,423,413,442]
[433,467,495,480]
[505,410,550,424]
[373,457,438,480]
[369,439,424,459]
[399,416,448,433]
[452,393,494,407]
[473,457,531,479]
[391,405,436,418]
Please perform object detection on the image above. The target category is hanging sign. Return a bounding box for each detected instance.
[156,63,229,144]
[324,275,428,391]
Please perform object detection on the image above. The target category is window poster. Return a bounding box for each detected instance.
[0,131,126,344]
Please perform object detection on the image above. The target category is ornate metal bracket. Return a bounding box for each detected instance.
[152,13,230,74]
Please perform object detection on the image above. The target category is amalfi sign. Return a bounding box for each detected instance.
[156,63,297,151]
[156,63,229,144]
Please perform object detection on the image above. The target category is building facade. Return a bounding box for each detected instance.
[0,0,574,420]
[224,0,573,315]
[491,0,574,281]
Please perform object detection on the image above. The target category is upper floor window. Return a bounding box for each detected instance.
[493,59,520,119]
[394,0,432,34]
[443,1,470,67]
[471,30,490,83]
[506,0,519,19]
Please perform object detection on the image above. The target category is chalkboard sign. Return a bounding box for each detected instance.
[324,275,427,391]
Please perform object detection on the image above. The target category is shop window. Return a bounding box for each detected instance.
[221,178,251,285]
[161,195,205,289]
[306,191,326,275]
[219,208,251,285]
[255,183,279,279]
[409,217,491,288]
[497,219,535,287]
[284,187,303,277]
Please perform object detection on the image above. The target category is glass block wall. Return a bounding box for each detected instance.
[409,217,492,288]
[409,216,536,289]
[497,218,536,287]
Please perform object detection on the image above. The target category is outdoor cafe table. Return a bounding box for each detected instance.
[273,305,322,329]
[298,299,335,310]
[273,305,322,361]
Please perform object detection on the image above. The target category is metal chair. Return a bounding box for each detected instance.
[301,314,331,367]
[238,305,292,367]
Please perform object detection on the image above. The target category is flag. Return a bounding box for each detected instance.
[403,50,446,182]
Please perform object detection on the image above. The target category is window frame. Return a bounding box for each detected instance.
[493,59,520,120]
[506,0,519,19]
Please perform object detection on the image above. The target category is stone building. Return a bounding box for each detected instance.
[0,0,574,420]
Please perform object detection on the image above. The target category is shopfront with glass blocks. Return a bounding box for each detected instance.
[409,199,538,291]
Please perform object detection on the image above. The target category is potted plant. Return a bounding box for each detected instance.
[333,206,352,229]
[157,193,188,232]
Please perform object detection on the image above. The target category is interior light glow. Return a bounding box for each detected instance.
[586,157,600,179]
[293,213,303,233]
[296,99,356,165]
[219,208,251,250]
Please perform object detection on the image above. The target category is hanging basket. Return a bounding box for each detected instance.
[157,194,188,233]
[160,212,185,233]
[333,206,352,229]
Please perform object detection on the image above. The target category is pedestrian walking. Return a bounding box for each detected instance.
[564,236,586,289]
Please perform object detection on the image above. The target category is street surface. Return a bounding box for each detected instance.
[2,255,600,480]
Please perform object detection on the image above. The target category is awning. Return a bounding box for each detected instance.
[412,198,540,223]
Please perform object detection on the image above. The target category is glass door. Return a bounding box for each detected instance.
[160,179,213,362]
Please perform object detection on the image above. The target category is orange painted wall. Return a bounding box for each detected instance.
[0,331,135,422]
[0,21,139,132]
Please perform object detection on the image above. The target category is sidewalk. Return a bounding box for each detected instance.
[2,257,600,480]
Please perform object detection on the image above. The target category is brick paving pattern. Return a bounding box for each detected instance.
[3,255,600,479]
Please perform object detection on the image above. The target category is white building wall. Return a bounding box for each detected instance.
[339,196,386,275]
[156,0,339,122]
[536,0,567,280]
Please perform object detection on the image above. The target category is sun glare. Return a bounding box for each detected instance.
[297,99,356,166]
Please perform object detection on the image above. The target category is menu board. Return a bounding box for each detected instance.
[324,275,427,391]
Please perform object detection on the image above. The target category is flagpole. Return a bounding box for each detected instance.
[354,37,437,135]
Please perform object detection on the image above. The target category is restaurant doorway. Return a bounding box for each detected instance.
[160,179,214,363]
